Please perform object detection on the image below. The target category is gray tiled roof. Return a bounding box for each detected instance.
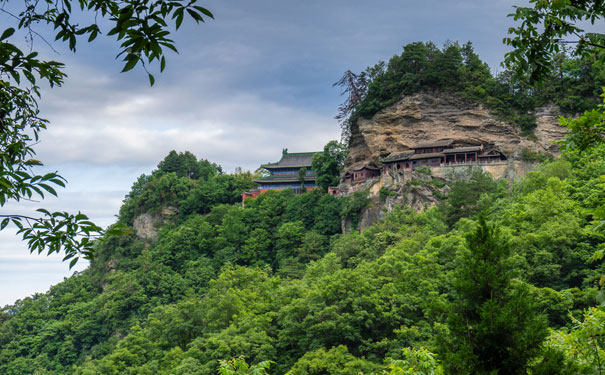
[443,146,483,153]
[381,152,415,163]
[414,139,454,149]
[382,151,443,162]
[409,152,444,160]
[261,152,319,169]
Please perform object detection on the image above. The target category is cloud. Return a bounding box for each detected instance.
[37,61,339,171]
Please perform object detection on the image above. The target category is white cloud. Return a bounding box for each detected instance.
[36,62,339,170]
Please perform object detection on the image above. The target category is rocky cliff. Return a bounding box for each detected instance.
[133,206,178,241]
[345,91,568,172]
[340,90,569,231]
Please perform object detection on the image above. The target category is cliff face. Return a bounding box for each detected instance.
[133,206,178,241]
[345,91,568,171]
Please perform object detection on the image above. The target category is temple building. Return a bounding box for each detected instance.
[343,163,381,184]
[381,139,506,173]
[242,149,319,203]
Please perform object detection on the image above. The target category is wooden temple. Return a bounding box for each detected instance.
[381,139,506,173]
[242,149,319,202]
[243,140,508,203]
[343,163,381,184]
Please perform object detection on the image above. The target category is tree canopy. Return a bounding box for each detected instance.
[311,140,348,190]
[504,0,605,83]
[2,139,605,373]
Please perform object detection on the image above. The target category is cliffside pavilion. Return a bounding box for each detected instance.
[343,163,381,184]
[242,149,319,203]
[381,140,506,173]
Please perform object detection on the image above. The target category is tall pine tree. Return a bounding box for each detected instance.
[438,215,548,375]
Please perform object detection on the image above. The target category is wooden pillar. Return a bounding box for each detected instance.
[465,153,467,162]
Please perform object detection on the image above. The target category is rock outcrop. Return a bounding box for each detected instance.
[345,91,568,172]
[133,206,178,241]
[340,91,569,231]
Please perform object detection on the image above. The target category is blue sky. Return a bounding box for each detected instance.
[1,0,527,306]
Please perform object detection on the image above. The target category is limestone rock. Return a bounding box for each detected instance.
[133,206,178,241]
[345,91,567,172]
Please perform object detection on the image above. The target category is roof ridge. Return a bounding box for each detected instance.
[284,151,320,155]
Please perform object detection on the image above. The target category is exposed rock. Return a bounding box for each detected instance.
[133,206,178,241]
[340,91,569,230]
[345,91,567,172]
[340,170,451,231]
[534,103,568,154]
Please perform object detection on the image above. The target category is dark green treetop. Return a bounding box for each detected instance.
[311,140,347,191]
[438,216,548,375]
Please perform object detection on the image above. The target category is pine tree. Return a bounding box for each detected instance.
[438,215,548,375]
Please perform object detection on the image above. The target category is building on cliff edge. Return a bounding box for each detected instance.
[242,149,319,204]
[380,139,506,175]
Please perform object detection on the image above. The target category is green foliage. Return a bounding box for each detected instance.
[118,152,256,225]
[504,0,605,83]
[311,141,348,190]
[380,187,397,200]
[286,346,381,375]
[218,357,273,375]
[415,166,431,175]
[540,307,605,374]
[0,80,102,263]
[440,169,503,228]
[438,216,548,375]
[520,147,555,163]
[157,150,221,180]
[298,168,307,191]
[4,141,605,374]
[559,91,605,152]
[340,189,370,229]
[386,347,442,375]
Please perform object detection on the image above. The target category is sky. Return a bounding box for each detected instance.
[0,0,529,306]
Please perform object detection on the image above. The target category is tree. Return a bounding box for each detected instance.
[440,169,502,228]
[286,346,381,375]
[217,357,272,375]
[504,0,605,83]
[311,141,347,191]
[333,70,369,141]
[438,216,548,375]
[386,347,442,375]
[0,1,213,264]
[559,92,605,151]
[333,63,386,142]
[298,168,306,192]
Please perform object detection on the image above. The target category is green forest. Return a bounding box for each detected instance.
[1,126,605,374]
[3,13,605,373]
[3,0,605,373]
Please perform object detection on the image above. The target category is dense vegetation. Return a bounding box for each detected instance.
[340,42,605,137]
[1,135,604,374]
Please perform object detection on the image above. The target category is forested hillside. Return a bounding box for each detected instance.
[1,135,604,374]
[2,39,605,374]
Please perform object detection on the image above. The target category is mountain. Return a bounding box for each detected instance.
[345,90,567,173]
